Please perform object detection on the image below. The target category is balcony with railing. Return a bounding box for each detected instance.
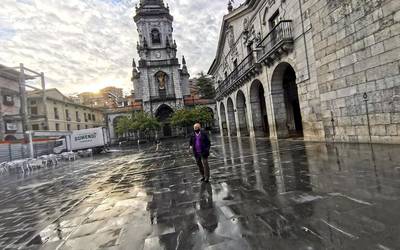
[257,20,294,65]
[215,54,261,100]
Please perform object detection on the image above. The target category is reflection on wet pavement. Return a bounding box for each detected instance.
[1,136,400,249]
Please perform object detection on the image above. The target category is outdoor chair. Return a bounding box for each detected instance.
[27,158,44,170]
[0,162,9,175]
[61,152,76,161]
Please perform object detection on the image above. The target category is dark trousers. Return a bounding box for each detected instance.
[195,154,210,179]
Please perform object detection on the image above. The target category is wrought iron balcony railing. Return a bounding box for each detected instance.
[214,20,293,100]
[215,54,259,100]
[257,20,294,64]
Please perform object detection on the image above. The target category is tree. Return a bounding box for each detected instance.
[115,117,131,138]
[132,111,161,141]
[115,111,161,141]
[196,72,216,99]
[170,107,214,135]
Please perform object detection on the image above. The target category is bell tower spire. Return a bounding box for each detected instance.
[140,0,164,6]
[131,0,190,117]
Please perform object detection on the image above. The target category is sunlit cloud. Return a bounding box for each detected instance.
[0,0,240,95]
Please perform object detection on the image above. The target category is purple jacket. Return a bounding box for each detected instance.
[189,130,211,157]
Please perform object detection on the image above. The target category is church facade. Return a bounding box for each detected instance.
[209,0,400,144]
[131,0,191,137]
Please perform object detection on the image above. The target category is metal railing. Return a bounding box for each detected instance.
[215,53,255,99]
[257,20,293,61]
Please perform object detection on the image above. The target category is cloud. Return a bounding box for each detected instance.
[0,0,240,95]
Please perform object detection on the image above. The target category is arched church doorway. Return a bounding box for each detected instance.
[250,80,269,137]
[227,98,237,136]
[271,63,303,138]
[236,90,249,136]
[219,102,228,136]
[155,104,174,137]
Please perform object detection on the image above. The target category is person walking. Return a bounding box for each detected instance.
[189,123,211,183]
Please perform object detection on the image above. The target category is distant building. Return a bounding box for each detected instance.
[0,65,27,141]
[77,86,124,109]
[28,89,105,131]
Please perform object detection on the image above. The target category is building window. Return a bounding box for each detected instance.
[55,123,60,131]
[31,107,38,115]
[84,113,87,122]
[67,124,71,131]
[76,111,80,121]
[88,114,91,121]
[66,109,70,121]
[151,29,161,44]
[54,107,59,119]
[85,125,88,129]
[269,10,280,29]
[92,114,96,121]
[30,100,37,105]
[77,124,80,130]
[3,95,14,106]
[32,124,39,131]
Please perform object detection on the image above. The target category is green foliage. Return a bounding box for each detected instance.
[196,72,216,99]
[170,107,213,128]
[115,111,161,138]
[115,117,131,136]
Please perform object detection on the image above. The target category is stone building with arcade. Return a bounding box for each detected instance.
[209,0,400,143]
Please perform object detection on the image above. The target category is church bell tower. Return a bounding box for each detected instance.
[132,0,190,122]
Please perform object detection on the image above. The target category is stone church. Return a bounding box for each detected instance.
[209,0,400,144]
[131,0,191,136]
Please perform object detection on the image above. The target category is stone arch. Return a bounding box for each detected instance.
[113,115,127,133]
[4,135,17,142]
[219,102,228,136]
[108,113,132,143]
[250,79,269,137]
[227,97,237,136]
[271,62,303,138]
[155,104,174,137]
[236,90,249,136]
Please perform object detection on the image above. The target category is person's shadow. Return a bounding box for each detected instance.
[198,183,218,232]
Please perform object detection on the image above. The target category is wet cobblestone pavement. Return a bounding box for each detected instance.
[1,136,400,250]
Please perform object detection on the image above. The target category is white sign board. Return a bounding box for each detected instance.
[71,127,105,151]
[6,122,17,131]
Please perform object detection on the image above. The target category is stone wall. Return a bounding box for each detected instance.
[307,0,400,143]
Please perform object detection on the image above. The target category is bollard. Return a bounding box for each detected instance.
[363,92,372,143]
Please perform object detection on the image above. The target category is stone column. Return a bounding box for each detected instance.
[271,90,289,138]
[233,95,241,137]
[265,90,278,139]
[244,87,255,137]
[217,101,224,137]
[224,99,231,136]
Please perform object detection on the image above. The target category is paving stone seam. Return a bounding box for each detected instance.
[54,164,130,250]
[16,161,129,249]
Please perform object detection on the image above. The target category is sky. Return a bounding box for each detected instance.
[0,0,242,96]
